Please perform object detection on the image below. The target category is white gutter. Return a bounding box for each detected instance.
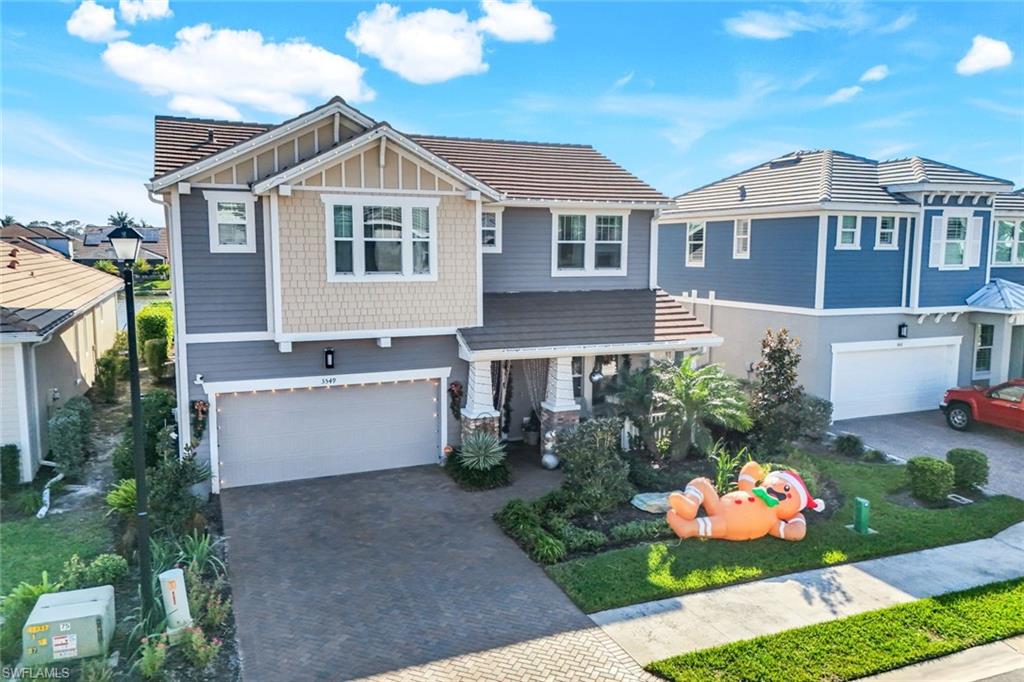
[457,335,723,362]
[659,201,920,223]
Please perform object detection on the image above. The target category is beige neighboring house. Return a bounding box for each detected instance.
[0,239,123,482]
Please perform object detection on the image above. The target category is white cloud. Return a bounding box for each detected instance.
[66,0,129,43]
[956,35,1013,76]
[3,165,161,226]
[724,6,870,40]
[859,64,889,82]
[119,0,172,24]
[871,142,914,159]
[102,24,374,119]
[611,71,634,90]
[477,0,554,42]
[825,85,863,105]
[970,98,1024,117]
[346,4,486,85]
[876,10,916,34]
[859,109,922,129]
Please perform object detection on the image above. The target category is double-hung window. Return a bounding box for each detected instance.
[929,212,982,270]
[875,216,898,250]
[685,222,705,267]
[836,215,860,249]
[551,211,629,276]
[733,219,750,259]
[993,218,1024,265]
[323,195,439,281]
[481,208,503,253]
[204,191,256,253]
[942,216,968,267]
[974,324,994,379]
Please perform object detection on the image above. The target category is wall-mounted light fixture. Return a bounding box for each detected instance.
[897,323,908,339]
[324,347,335,369]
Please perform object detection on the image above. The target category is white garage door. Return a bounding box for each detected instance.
[830,337,962,421]
[216,379,441,488]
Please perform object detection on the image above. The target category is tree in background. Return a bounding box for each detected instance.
[1,216,15,226]
[94,260,120,275]
[749,328,805,455]
[108,211,137,228]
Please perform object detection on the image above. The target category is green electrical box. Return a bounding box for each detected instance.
[848,497,878,535]
[22,586,115,666]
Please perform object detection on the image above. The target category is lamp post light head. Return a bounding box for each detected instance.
[107,226,144,264]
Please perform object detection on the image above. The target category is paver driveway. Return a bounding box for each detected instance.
[220,456,653,681]
[834,410,1024,498]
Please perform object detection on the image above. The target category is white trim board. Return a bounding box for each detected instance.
[673,294,978,317]
[831,336,963,354]
[183,331,274,344]
[659,202,921,223]
[276,326,461,343]
[457,335,722,362]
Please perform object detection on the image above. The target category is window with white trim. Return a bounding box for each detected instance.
[993,218,1024,265]
[836,215,860,249]
[685,222,705,267]
[943,216,968,267]
[974,323,993,379]
[551,211,630,276]
[481,208,503,253]
[733,219,750,259]
[929,213,982,270]
[204,191,256,253]
[875,216,898,250]
[322,195,439,282]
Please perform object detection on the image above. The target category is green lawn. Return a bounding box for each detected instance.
[0,510,111,593]
[647,578,1024,682]
[547,456,1024,612]
[136,279,171,293]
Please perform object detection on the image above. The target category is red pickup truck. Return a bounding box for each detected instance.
[942,379,1024,432]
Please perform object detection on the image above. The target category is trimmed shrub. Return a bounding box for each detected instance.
[546,517,608,552]
[60,553,129,590]
[136,301,174,348]
[947,448,989,489]
[94,348,122,403]
[149,451,209,534]
[907,457,954,503]
[795,395,833,441]
[48,411,86,476]
[11,488,43,516]
[557,418,635,514]
[835,433,865,458]
[1,443,20,491]
[609,519,672,543]
[113,389,177,479]
[444,452,510,490]
[863,449,887,463]
[144,338,169,381]
[494,498,567,564]
[457,432,507,471]
[64,396,93,433]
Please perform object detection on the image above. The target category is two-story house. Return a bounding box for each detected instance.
[147,97,720,491]
[656,150,1023,421]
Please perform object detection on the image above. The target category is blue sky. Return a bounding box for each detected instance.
[2,1,1021,226]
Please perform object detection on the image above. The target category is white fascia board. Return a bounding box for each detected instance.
[198,366,452,395]
[659,202,919,223]
[147,101,376,192]
[885,182,1013,194]
[458,336,723,362]
[253,126,502,201]
[831,336,963,354]
[275,326,460,343]
[496,199,671,210]
[0,333,44,343]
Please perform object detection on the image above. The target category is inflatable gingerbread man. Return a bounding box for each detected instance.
[667,461,824,542]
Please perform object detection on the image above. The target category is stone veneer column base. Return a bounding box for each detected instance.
[540,407,579,440]
[461,414,499,441]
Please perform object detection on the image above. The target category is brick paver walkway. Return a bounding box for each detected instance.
[221,454,654,681]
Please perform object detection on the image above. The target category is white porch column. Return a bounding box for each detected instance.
[541,357,578,412]
[462,361,499,419]
[990,316,1015,384]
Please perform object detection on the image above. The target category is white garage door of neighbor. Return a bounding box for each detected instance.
[216,380,440,489]
[831,338,961,421]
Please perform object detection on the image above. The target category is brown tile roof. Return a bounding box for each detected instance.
[459,289,714,352]
[410,135,669,203]
[151,101,668,203]
[154,116,272,176]
[0,241,122,336]
[0,236,61,256]
[0,223,71,241]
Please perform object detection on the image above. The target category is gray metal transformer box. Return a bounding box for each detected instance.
[22,585,115,666]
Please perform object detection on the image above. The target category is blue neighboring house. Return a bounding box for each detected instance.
[656,150,1024,420]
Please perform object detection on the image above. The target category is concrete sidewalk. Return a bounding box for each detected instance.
[864,636,1024,681]
[591,522,1024,666]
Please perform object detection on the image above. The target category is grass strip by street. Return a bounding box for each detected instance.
[646,578,1024,682]
[1,510,111,593]
[547,456,1024,612]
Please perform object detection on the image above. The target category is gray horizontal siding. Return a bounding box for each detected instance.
[180,192,268,333]
[483,208,652,292]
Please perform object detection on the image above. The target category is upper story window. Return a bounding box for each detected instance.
[929,213,981,270]
[875,216,898,250]
[322,195,439,282]
[685,222,705,267]
[836,215,860,250]
[993,218,1024,265]
[733,219,750,259]
[550,210,629,277]
[204,191,256,254]
[481,208,503,253]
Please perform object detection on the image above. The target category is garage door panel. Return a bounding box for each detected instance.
[216,380,441,488]
[831,341,960,421]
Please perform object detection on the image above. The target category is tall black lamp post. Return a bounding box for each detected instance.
[108,226,154,617]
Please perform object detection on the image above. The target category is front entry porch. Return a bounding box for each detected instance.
[456,289,722,443]
[966,279,1024,385]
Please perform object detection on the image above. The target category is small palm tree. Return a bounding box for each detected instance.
[653,355,752,458]
[108,211,136,228]
[608,365,660,454]
[2,215,16,226]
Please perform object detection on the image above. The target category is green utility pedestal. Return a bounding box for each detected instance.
[846,497,877,535]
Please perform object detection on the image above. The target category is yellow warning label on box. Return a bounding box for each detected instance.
[27,624,49,634]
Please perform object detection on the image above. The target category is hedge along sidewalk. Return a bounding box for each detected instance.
[591,521,1024,667]
[646,578,1024,682]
